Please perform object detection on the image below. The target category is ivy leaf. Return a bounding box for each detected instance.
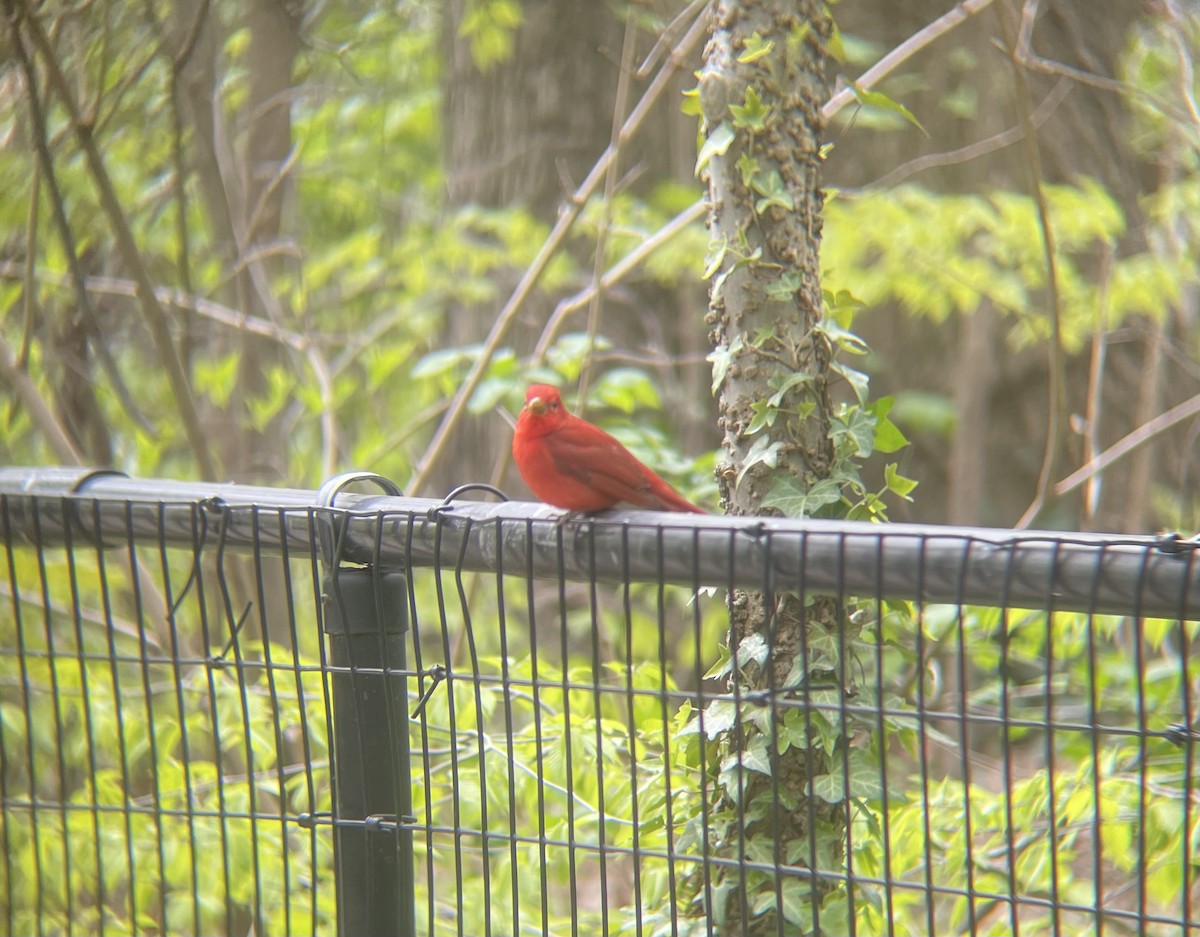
[737,32,775,65]
[733,631,771,670]
[849,81,928,136]
[746,398,779,435]
[751,169,793,213]
[707,334,744,394]
[831,360,870,405]
[736,152,760,188]
[765,271,804,300]
[867,397,910,453]
[761,476,843,517]
[703,236,728,280]
[730,85,770,132]
[695,120,735,175]
[815,315,870,354]
[736,434,785,485]
[885,462,919,501]
[700,700,738,740]
[720,734,773,781]
[768,371,813,406]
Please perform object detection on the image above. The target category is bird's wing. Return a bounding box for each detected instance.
[544,422,661,507]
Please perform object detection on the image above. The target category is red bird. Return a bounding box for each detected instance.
[512,384,705,513]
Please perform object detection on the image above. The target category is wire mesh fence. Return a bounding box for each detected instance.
[1,467,1198,936]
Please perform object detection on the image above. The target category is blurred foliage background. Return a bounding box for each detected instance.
[2,0,1198,532]
[4,2,1200,934]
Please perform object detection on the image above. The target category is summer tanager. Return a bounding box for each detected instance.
[512,384,705,513]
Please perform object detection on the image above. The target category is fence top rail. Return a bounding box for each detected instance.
[1,466,1197,620]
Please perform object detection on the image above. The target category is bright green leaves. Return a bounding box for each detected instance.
[737,32,775,65]
[458,0,523,71]
[695,121,735,175]
[731,283,916,519]
[729,85,771,132]
[706,333,743,395]
[848,81,928,136]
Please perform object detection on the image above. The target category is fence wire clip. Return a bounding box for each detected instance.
[315,471,403,570]
[1156,532,1199,555]
[427,483,510,520]
[410,663,448,717]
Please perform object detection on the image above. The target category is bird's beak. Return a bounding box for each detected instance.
[526,396,547,416]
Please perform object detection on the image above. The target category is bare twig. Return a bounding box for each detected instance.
[6,13,152,437]
[0,261,316,352]
[0,331,83,464]
[576,11,640,417]
[533,200,709,361]
[868,77,1072,190]
[1055,394,1200,499]
[15,1,218,478]
[1164,0,1200,129]
[406,2,711,495]
[1011,0,1066,530]
[1082,245,1114,523]
[823,0,1000,122]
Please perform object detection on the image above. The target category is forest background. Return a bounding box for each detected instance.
[2,2,1200,935]
[1,0,1197,534]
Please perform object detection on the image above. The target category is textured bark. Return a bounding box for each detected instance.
[705,3,833,517]
[697,2,839,933]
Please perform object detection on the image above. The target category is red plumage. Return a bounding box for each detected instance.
[512,384,705,513]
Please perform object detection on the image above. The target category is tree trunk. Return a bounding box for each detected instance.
[694,2,841,932]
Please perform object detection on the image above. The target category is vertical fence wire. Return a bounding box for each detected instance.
[2,489,1199,935]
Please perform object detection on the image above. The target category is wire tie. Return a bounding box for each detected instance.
[364,813,398,833]
[410,664,448,717]
[296,811,333,830]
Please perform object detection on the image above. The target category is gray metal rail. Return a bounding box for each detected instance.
[1,466,1197,620]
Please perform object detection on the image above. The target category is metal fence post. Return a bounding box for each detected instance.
[318,474,414,937]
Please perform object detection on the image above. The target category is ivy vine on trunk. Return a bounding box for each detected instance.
[684,1,894,933]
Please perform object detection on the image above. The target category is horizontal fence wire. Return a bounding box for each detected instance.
[1,467,1198,936]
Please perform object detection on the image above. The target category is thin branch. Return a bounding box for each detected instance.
[0,261,317,352]
[15,1,218,478]
[1055,394,1200,498]
[406,2,711,496]
[1082,245,1114,523]
[1012,0,1066,530]
[1164,0,1200,129]
[6,8,152,438]
[823,0,1000,122]
[0,331,83,464]
[868,77,1072,190]
[533,200,708,361]
[576,10,639,418]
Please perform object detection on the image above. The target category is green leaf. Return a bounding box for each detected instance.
[703,236,728,280]
[746,398,779,435]
[765,271,804,300]
[831,360,869,404]
[885,462,918,500]
[849,81,927,136]
[730,86,770,132]
[737,32,775,65]
[769,370,814,405]
[750,169,793,213]
[736,152,761,187]
[867,397,910,453]
[815,315,869,354]
[762,476,843,517]
[695,121,735,175]
[680,84,703,117]
[707,334,744,394]
[736,434,785,485]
